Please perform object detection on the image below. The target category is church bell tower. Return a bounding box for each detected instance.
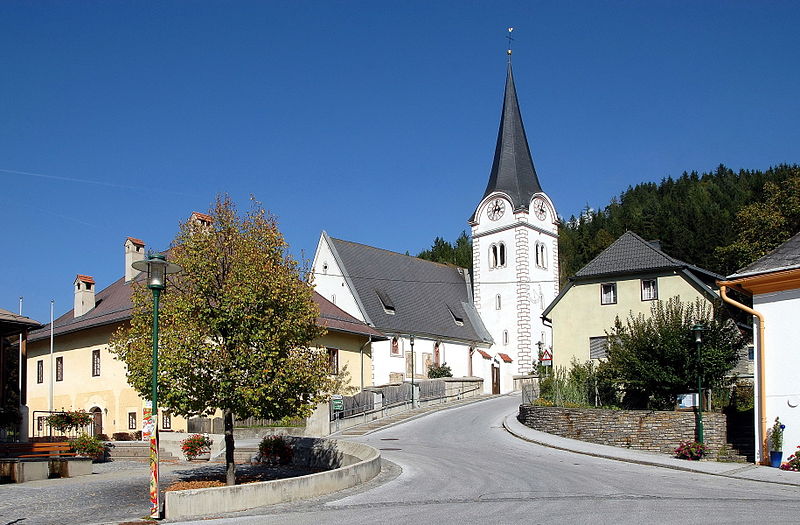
[469,60,559,375]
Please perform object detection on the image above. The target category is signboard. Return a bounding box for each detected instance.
[331,394,344,411]
[142,401,154,442]
[677,393,699,410]
[540,349,553,365]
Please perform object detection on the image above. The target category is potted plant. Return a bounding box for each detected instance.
[769,417,786,467]
[258,435,293,466]
[71,433,107,462]
[675,440,707,460]
[180,434,212,461]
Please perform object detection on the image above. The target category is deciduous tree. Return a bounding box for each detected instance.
[111,195,329,485]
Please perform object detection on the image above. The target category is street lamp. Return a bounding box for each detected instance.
[132,252,182,519]
[409,335,415,408]
[691,323,706,444]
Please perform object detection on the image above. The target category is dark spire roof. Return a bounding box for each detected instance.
[472,63,543,221]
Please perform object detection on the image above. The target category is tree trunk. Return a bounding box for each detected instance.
[224,409,236,486]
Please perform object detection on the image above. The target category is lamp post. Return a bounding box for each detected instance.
[691,323,706,444]
[132,252,182,519]
[409,335,415,408]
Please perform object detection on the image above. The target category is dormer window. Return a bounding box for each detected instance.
[376,289,395,315]
[446,304,464,326]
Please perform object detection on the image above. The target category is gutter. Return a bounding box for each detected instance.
[717,282,768,465]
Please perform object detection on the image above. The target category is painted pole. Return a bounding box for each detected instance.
[49,300,54,413]
[18,297,22,399]
[149,287,161,519]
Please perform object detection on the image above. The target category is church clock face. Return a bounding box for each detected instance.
[533,197,547,220]
[487,199,505,221]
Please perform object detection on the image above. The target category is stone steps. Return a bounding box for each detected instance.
[106,442,177,462]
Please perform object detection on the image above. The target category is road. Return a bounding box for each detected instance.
[177,394,800,524]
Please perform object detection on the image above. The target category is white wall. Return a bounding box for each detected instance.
[755,288,800,462]
[310,233,364,322]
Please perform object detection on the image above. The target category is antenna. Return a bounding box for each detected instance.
[506,27,514,62]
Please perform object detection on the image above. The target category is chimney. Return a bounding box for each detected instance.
[125,237,146,282]
[190,211,213,230]
[74,275,96,317]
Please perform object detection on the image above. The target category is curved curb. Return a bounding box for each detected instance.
[503,413,799,488]
[164,438,381,520]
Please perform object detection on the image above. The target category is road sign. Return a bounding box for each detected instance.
[331,394,344,411]
[540,349,552,365]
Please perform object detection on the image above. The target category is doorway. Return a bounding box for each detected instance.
[90,407,103,436]
[491,365,500,395]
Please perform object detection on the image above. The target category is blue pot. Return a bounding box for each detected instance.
[770,450,783,468]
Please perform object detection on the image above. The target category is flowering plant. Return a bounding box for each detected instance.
[47,410,92,433]
[770,417,786,451]
[675,440,707,460]
[180,434,212,460]
[71,433,106,458]
[258,435,293,465]
[780,446,800,471]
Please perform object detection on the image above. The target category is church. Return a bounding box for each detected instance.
[311,61,559,394]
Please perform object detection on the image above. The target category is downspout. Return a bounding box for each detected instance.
[359,336,371,391]
[719,283,767,464]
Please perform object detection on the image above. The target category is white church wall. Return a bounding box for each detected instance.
[311,233,364,322]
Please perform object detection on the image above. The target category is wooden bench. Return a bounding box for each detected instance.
[0,442,75,459]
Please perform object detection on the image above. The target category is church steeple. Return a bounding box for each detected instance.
[472,63,543,221]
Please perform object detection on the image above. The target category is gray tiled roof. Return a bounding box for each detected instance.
[575,231,722,281]
[470,63,543,222]
[328,237,492,344]
[729,230,800,278]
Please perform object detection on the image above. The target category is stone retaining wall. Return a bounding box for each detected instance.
[517,405,727,455]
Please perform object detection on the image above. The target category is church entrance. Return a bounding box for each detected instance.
[491,365,500,395]
[89,407,103,437]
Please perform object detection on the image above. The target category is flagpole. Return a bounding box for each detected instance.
[49,300,54,413]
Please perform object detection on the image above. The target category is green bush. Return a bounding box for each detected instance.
[71,433,106,458]
[258,435,293,465]
[427,362,453,379]
[539,359,618,408]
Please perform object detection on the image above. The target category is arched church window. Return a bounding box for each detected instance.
[495,294,502,310]
[503,330,509,345]
[489,244,498,269]
[499,243,506,267]
[535,242,548,269]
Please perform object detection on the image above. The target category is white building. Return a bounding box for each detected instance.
[720,231,800,464]
[311,62,558,393]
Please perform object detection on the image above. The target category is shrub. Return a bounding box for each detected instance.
[112,432,133,441]
[258,435,293,465]
[780,446,800,471]
[539,360,617,408]
[180,434,212,460]
[71,433,106,458]
[675,440,707,460]
[427,362,453,379]
[769,417,786,451]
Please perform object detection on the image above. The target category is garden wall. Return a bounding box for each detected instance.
[517,405,728,455]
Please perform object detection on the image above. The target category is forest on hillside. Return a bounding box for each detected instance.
[418,164,800,282]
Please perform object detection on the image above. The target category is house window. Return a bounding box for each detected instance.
[331,294,336,304]
[322,261,328,274]
[589,336,609,359]
[37,360,43,384]
[92,349,101,377]
[503,330,509,345]
[434,342,441,366]
[495,294,502,310]
[38,416,45,431]
[641,279,658,301]
[391,337,401,356]
[747,345,754,361]
[128,412,137,430]
[489,245,498,269]
[376,289,395,315]
[327,348,339,375]
[56,356,63,382]
[162,412,172,430]
[498,243,506,267]
[600,283,617,305]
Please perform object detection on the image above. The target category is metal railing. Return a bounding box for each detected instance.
[31,411,92,441]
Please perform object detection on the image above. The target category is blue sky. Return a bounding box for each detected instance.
[2,1,799,324]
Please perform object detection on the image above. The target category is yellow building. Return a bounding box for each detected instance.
[26,236,384,438]
[542,232,723,368]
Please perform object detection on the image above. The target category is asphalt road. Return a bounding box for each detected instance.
[176,394,800,525]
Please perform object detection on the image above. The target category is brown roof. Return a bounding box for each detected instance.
[0,308,42,336]
[498,352,513,363]
[314,292,387,340]
[75,274,95,284]
[126,237,145,246]
[191,211,214,223]
[30,274,385,343]
[477,349,492,360]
